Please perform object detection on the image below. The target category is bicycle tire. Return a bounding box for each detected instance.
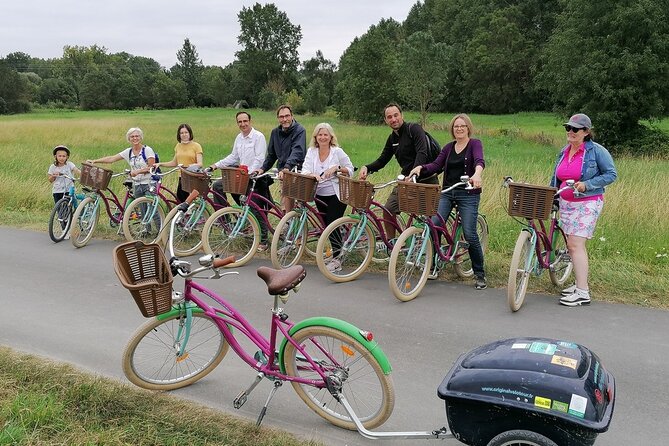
[388,226,432,302]
[282,325,395,430]
[453,214,489,278]
[507,231,534,312]
[271,210,306,269]
[70,197,99,248]
[302,213,321,259]
[316,216,375,283]
[163,202,211,257]
[202,207,260,267]
[48,198,73,243]
[487,429,558,446]
[548,226,573,286]
[368,205,405,264]
[122,196,166,244]
[122,312,229,391]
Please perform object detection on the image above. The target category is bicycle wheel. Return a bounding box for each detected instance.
[48,198,73,243]
[453,214,489,278]
[487,429,558,446]
[282,325,394,430]
[369,205,405,264]
[163,201,211,257]
[316,216,375,283]
[388,226,432,302]
[202,207,259,267]
[302,213,322,258]
[122,312,229,391]
[548,227,573,286]
[507,231,534,312]
[122,196,165,244]
[70,197,99,248]
[271,211,306,268]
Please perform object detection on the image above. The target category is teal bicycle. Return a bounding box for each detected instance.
[48,173,85,242]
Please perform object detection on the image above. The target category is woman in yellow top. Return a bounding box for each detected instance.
[156,123,203,202]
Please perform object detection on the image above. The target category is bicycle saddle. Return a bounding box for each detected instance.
[257,265,306,295]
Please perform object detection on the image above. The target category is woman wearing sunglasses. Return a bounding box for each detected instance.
[550,113,617,307]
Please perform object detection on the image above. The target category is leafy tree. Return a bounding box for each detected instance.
[335,19,403,124]
[79,67,114,110]
[3,52,32,72]
[236,3,302,105]
[151,72,188,109]
[0,60,31,113]
[175,38,203,105]
[302,78,328,114]
[300,50,336,106]
[38,78,77,107]
[537,0,669,152]
[198,66,228,107]
[397,31,450,125]
[53,45,110,105]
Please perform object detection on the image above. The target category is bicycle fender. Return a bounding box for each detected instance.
[156,305,204,321]
[278,316,392,375]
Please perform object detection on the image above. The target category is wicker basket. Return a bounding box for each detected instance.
[80,162,113,190]
[397,181,441,216]
[339,176,373,209]
[508,182,557,220]
[113,241,174,318]
[219,167,250,194]
[180,168,210,195]
[282,170,317,202]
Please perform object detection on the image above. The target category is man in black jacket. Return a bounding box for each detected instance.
[359,103,439,238]
[254,104,306,212]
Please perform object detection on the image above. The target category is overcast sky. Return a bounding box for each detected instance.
[2,0,415,68]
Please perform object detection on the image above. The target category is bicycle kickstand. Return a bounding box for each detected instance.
[256,381,283,426]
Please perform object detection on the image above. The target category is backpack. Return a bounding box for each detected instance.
[409,123,441,163]
[127,146,161,179]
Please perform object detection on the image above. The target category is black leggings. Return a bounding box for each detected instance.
[315,194,347,257]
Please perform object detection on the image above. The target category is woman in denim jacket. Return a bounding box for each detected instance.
[550,114,617,306]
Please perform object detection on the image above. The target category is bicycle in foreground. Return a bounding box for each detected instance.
[70,163,134,248]
[201,168,283,267]
[113,189,394,429]
[504,177,574,311]
[315,175,409,282]
[121,166,180,244]
[387,175,489,302]
[48,173,85,242]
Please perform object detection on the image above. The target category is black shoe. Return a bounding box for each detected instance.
[474,276,487,290]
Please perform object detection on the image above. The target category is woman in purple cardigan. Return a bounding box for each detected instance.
[409,113,487,289]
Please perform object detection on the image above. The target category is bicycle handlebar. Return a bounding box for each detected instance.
[149,165,180,177]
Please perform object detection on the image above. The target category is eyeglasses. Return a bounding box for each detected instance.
[564,125,585,133]
[453,125,468,130]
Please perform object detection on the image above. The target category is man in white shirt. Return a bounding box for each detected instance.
[210,111,271,249]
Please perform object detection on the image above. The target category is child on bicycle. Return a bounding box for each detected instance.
[48,145,80,204]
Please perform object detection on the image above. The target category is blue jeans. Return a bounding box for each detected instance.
[432,189,485,278]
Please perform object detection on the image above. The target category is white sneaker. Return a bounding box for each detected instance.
[560,288,591,306]
[326,258,342,273]
[64,232,71,240]
[561,284,577,296]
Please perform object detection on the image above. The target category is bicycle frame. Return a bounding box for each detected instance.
[231,177,284,236]
[518,210,563,275]
[172,280,335,387]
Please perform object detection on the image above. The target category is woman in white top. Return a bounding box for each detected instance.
[302,123,354,271]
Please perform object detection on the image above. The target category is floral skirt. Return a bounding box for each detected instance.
[559,198,604,239]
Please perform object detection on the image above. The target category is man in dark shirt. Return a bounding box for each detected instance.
[359,103,439,238]
[253,104,306,212]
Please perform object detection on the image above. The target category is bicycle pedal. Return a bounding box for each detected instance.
[233,391,248,409]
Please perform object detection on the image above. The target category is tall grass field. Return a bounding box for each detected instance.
[0,108,667,307]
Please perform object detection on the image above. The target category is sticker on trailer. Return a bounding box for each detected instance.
[569,394,587,418]
[551,354,578,369]
[512,343,529,349]
[534,396,551,410]
[529,342,557,355]
[552,400,569,413]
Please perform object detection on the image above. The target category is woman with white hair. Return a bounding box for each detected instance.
[88,127,156,199]
[302,123,354,272]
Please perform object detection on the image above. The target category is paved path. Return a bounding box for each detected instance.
[1,227,667,445]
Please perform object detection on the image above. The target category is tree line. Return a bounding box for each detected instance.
[1,0,668,155]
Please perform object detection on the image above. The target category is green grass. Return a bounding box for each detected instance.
[1,108,667,307]
[0,346,323,446]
